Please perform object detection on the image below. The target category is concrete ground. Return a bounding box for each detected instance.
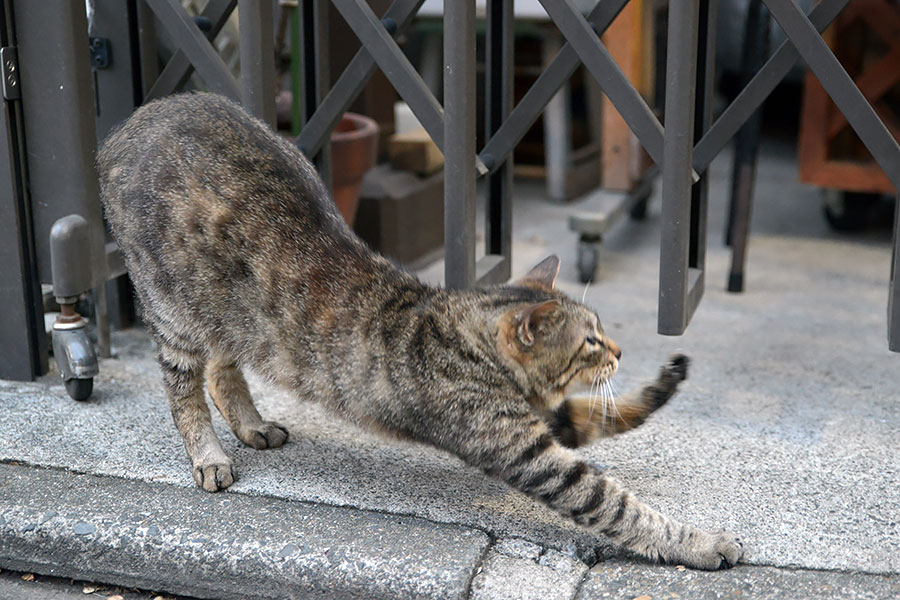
[1,139,899,599]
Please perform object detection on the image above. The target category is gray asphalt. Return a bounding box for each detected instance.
[1,139,898,598]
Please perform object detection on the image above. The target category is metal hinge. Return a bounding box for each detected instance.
[89,37,111,70]
[1,46,19,100]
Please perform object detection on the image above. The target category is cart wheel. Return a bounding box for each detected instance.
[65,378,93,401]
[822,189,880,232]
[577,236,600,284]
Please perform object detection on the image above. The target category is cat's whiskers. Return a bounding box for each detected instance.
[587,371,602,421]
[604,379,624,425]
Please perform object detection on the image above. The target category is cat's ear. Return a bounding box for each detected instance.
[515,300,561,346]
[514,255,560,291]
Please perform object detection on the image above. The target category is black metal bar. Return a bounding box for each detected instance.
[92,0,140,140]
[689,0,715,272]
[299,0,331,187]
[890,194,900,352]
[330,0,445,150]
[726,0,769,292]
[763,0,900,191]
[144,0,236,102]
[483,0,513,284]
[136,0,159,94]
[0,0,46,380]
[693,0,849,173]
[239,0,275,127]
[658,0,700,335]
[296,0,425,158]
[538,0,665,168]
[443,0,476,289]
[144,0,240,101]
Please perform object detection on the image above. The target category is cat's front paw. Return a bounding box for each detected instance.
[675,528,743,570]
[661,354,690,383]
[192,460,236,492]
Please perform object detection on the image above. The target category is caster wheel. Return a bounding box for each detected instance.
[822,189,880,232]
[629,197,649,220]
[65,378,93,401]
[577,237,599,284]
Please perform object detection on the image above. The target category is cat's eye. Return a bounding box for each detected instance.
[586,336,601,346]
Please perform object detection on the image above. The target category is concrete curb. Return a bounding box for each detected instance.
[0,463,491,600]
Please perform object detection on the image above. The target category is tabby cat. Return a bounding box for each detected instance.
[98,93,742,570]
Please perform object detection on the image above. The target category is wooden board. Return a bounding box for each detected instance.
[797,0,900,194]
[600,0,654,192]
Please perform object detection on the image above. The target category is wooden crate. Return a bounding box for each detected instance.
[797,0,900,194]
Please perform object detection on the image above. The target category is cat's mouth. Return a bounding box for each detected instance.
[573,359,617,388]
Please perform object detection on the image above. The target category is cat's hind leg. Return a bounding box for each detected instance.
[157,343,235,492]
[551,354,689,447]
[205,354,289,450]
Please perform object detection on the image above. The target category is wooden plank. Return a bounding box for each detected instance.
[826,42,900,137]
[797,1,900,194]
[600,0,650,192]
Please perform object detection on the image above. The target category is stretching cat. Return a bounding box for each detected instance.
[98,93,742,570]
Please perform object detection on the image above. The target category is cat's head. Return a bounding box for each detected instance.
[497,256,621,406]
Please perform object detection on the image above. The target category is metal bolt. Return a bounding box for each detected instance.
[382,17,398,35]
[5,60,13,72]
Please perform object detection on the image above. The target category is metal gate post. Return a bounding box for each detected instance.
[659,0,700,334]
[443,0,477,289]
[0,0,47,380]
[483,0,513,285]
[299,0,331,189]
[239,0,276,128]
[890,194,900,351]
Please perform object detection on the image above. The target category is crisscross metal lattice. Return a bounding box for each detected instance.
[659,0,900,350]
[298,0,681,290]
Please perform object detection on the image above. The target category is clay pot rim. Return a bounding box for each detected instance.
[331,112,379,143]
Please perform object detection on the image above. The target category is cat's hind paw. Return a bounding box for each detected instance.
[239,421,289,450]
[677,529,743,570]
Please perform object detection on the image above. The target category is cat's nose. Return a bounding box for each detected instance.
[605,338,622,360]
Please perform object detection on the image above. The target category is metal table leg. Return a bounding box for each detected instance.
[890,195,900,351]
[726,0,769,293]
[443,0,477,289]
[658,0,701,335]
[484,0,514,284]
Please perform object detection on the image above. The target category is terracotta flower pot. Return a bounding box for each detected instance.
[329,113,379,227]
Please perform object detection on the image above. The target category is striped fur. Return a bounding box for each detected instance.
[98,93,742,570]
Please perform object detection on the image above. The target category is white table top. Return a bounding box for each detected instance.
[416,0,596,20]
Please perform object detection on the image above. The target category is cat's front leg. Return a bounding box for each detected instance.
[550,354,690,447]
[157,344,235,492]
[468,414,742,570]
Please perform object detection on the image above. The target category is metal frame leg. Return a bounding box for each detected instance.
[0,2,46,380]
[659,0,701,335]
[443,0,476,289]
[726,0,769,292]
[299,0,331,188]
[890,195,900,351]
[688,0,716,277]
[484,0,513,284]
[238,0,276,128]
